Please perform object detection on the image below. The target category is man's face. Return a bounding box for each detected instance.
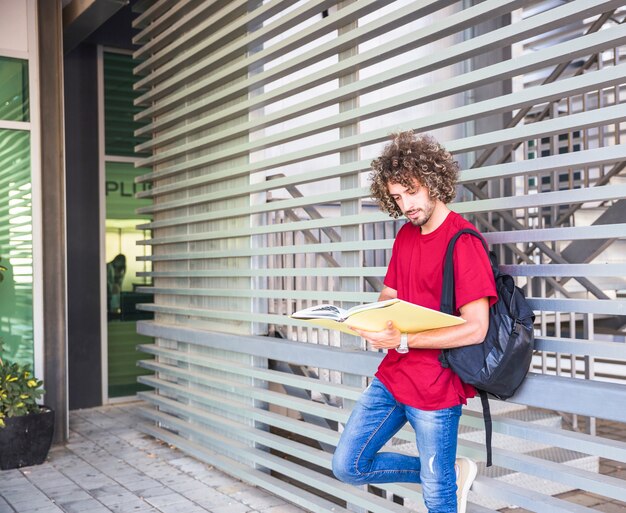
[388,180,436,227]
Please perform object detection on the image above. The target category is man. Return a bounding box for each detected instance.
[332,131,497,513]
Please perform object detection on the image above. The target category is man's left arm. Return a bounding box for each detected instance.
[349,297,490,351]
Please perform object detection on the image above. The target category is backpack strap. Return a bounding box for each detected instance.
[439,228,490,368]
[480,389,493,467]
[440,228,495,467]
[440,228,490,315]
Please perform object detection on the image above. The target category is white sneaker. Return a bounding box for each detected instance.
[455,457,477,513]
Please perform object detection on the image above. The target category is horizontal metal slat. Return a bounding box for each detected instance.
[137,212,389,244]
[132,0,218,43]
[138,387,341,447]
[138,352,624,508]
[483,224,626,244]
[469,476,600,513]
[136,320,381,375]
[136,303,308,329]
[139,373,350,425]
[134,0,615,140]
[134,0,341,93]
[136,101,626,185]
[513,372,626,422]
[143,61,626,183]
[137,345,363,401]
[137,27,626,169]
[138,421,354,513]
[137,180,626,228]
[139,263,623,279]
[136,0,534,160]
[462,409,626,463]
[535,336,626,361]
[526,298,626,316]
[499,263,625,277]
[135,305,626,351]
[138,407,409,513]
[139,394,337,467]
[132,224,625,262]
[136,322,626,419]
[139,266,388,278]
[138,186,371,226]
[133,0,528,145]
[137,142,626,204]
[462,438,626,502]
[138,344,626,463]
[135,285,378,303]
[140,382,595,512]
[134,0,453,116]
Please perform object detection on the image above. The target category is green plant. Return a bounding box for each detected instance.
[0,341,44,428]
[0,255,7,282]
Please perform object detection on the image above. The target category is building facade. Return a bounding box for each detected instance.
[1,1,625,511]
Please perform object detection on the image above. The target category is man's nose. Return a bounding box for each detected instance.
[403,196,416,210]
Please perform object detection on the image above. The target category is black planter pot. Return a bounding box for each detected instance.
[0,407,55,470]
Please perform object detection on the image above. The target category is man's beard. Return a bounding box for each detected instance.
[405,200,435,226]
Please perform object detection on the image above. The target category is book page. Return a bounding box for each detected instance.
[291,304,348,321]
[345,298,399,316]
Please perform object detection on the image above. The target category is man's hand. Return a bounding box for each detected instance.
[348,297,490,351]
[348,321,401,351]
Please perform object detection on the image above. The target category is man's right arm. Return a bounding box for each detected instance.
[378,286,397,302]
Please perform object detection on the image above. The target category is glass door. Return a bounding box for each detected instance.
[102,50,153,399]
[0,57,34,367]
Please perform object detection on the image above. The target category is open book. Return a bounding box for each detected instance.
[290,298,465,336]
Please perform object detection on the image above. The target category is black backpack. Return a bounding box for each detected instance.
[439,228,535,467]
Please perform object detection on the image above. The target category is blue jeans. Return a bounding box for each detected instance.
[332,378,462,513]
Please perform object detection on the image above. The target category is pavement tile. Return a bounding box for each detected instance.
[6,403,303,513]
[50,490,93,504]
[0,497,15,513]
[135,485,175,499]
[5,499,57,512]
[236,492,287,510]
[159,505,211,513]
[117,477,162,492]
[20,507,65,513]
[57,498,111,513]
[89,487,139,505]
[97,494,149,509]
[143,493,195,509]
[2,492,51,509]
[179,486,232,505]
[261,505,312,513]
[41,484,86,500]
[209,501,252,513]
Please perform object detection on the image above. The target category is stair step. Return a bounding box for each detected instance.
[471,449,599,510]
[463,396,528,415]
[460,406,563,452]
[397,404,598,511]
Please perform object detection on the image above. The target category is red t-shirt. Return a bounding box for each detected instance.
[376,211,497,410]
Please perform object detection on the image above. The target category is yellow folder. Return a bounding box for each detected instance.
[290,298,465,336]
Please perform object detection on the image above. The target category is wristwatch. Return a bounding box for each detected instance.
[397,332,409,354]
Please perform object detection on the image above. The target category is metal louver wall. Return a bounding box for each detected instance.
[132,1,626,512]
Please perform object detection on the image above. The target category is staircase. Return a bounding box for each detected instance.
[458,398,599,511]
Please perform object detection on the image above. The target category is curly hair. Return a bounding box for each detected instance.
[369,131,459,218]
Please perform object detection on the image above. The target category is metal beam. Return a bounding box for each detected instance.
[38,0,69,444]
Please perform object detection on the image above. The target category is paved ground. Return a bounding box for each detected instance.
[0,403,624,512]
[0,403,306,513]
